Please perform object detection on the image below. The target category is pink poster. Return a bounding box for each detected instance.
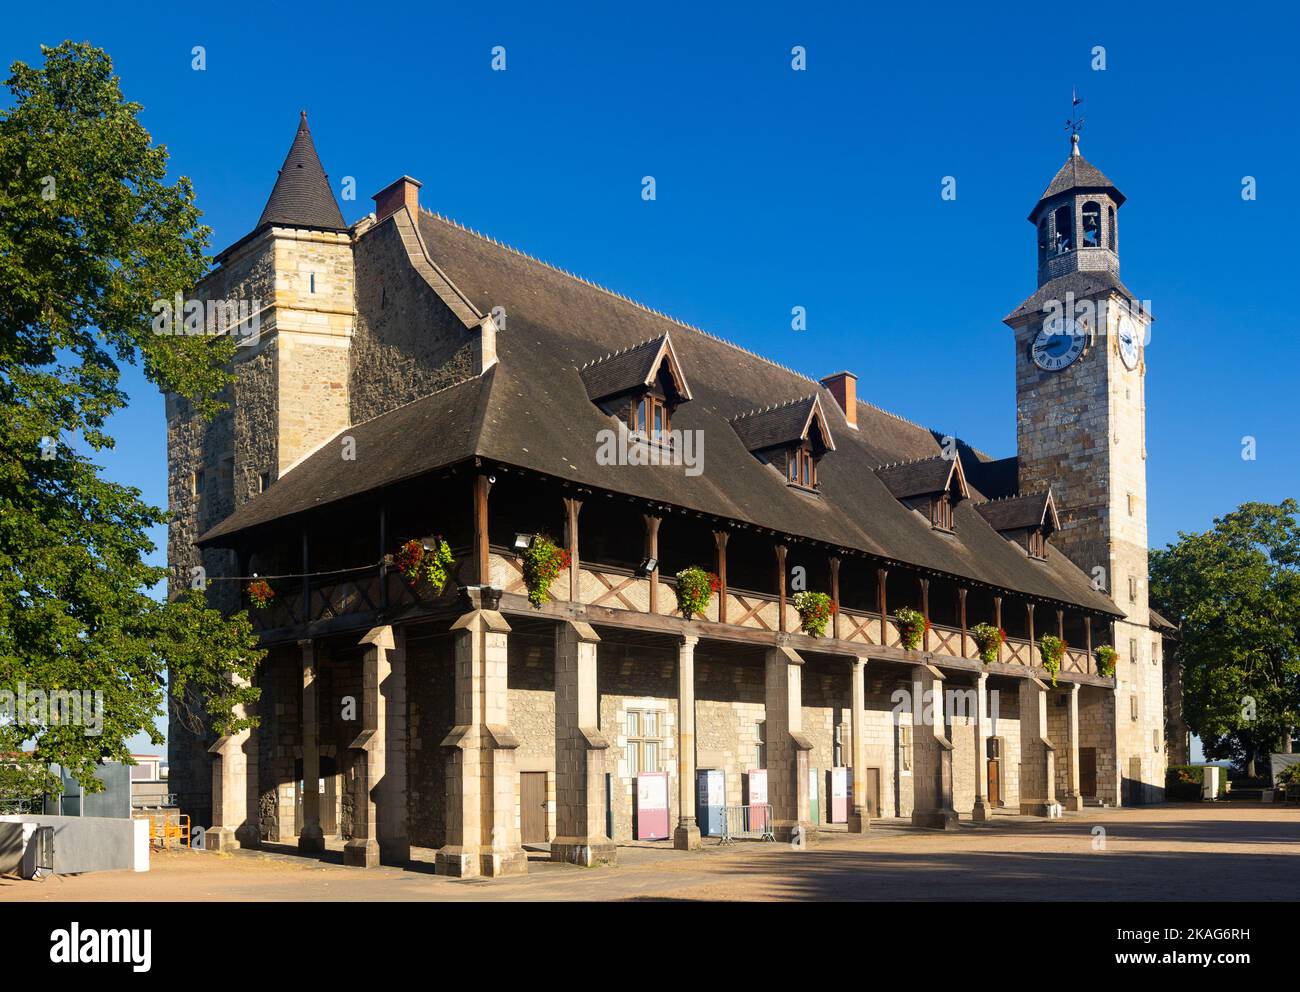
[830,767,848,823]
[747,769,769,832]
[634,771,670,841]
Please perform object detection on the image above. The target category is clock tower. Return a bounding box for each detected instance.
[1004,132,1163,806]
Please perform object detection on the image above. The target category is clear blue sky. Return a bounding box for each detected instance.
[5,2,1296,757]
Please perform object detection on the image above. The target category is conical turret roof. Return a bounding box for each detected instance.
[256,111,346,231]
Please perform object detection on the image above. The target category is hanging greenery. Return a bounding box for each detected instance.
[970,623,1004,664]
[393,537,456,596]
[675,566,718,620]
[896,607,929,650]
[793,591,835,638]
[247,579,275,610]
[1039,634,1066,686]
[522,534,570,607]
[1095,644,1118,677]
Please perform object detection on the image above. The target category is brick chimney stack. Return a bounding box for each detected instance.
[820,371,858,429]
[372,175,423,223]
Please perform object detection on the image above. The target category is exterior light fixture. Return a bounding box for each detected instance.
[514,533,535,550]
[638,556,658,575]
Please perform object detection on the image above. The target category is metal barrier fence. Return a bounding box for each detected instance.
[718,804,775,844]
[134,810,191,850]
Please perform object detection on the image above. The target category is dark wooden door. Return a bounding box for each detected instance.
[1126,756,1144,806]
[520,772,549,844]
[1080,747,1097,799]
[987,759,1001,807]
[864,767,882,819]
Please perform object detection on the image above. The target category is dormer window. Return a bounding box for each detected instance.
[975,489,1060,560]
[730,395,836,495]
[874,454,969,530]
[1028,527,1048,559]
[581,332,693,445]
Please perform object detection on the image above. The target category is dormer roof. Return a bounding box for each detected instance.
[874,454,969,502]
[729,395,835,454]
[975,490,1060,534]
[579,333,692,403]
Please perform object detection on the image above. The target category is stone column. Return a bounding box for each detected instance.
[1018,677,1059,816]
[1062,682,1083,811]
[971,672,992,822]
[207,673,259,851]
[764,646,816,844]
[436,594,527,877]
[674,635,702,850]
[847,657,870,833]
[910,664,958,829]
[552,621,615,866]
[344,625,409,867]
[299,639,325,853]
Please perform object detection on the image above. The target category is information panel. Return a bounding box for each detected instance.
[634,771,670,841]
[746,769,769,832]
[697,769,726,836]
[808,767,820,824]
[830,766,849,823]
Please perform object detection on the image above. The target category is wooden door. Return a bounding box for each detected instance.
[987,760,1001,807]
[1080,747,1097,799]
[864,767,882,819]
[1126,756,1143,806]
[520,772,549,845]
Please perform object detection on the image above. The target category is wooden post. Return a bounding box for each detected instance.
[958,587,968,658]
[1057,609,1065,643]
[775,544,788,632]
[563,497,582,602]
[829,556,842,641]
[877,568,889,646]
[1027,603,1036,655]
[714,530,729,623]
[993,595,1003,663]
[1084,616,1093,673]
[644,514,661,614]
[920,577,930,652]
[473,473,491,586]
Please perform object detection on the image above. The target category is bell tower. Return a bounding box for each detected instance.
[1004,130,1163,805]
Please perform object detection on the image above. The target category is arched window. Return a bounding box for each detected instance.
[1053,205,1073,254]
[1107,206,1116,250]
[1082,201,1101,247]
[1037,216,1049,265]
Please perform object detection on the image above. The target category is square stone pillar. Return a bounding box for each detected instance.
[1062,682,1083,811]
[436,599,527,878]
[674,635,702,850]
[299,639,325,853]
[207,673,259,851]
[764,646,816,844]
[344,625,409,867]
[1018,677,1059,816]
[910,665,958,830]
[847,657,871,833]
[971,672,992,822]
[551,621,616,866]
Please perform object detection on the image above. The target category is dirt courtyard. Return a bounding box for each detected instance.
[2,804,1296,902]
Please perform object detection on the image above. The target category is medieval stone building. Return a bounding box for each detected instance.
[167,114,1173,874]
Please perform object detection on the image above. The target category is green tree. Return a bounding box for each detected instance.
[0,42,263,800]
[1149,500,1300,777]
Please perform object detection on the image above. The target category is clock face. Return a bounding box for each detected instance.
[1117,314,1140,370]
[1031,317,1087,372]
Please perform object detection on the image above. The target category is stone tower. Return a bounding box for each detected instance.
[166,112,355,821]
[1004,133,1164,804]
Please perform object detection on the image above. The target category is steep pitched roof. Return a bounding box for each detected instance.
[975,491,1058,533]
[199,208,1123,617]
[580,334,692,402]
[730,395,834,453]
[1004,268,1146,325]
[256,112,346,231]
[875,455,968,501]
[1029,142,1125,219]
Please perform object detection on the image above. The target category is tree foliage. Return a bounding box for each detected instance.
[1149,500,1300,774]
[0,42,263,799]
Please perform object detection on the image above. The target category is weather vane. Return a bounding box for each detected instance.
[1065,86,1085,137]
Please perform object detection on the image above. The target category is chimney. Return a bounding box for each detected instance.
[372,175,423,223]
[820,371,858,429]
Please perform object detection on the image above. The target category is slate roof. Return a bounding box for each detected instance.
[256,112,346,231]
[1030,143,1125,219]
[199,209,1124,617]
[729,396,833,453]
[975,491,1057,533]
[1004,269,1147,325]
[579,334,691,402]
[874,456,963,501]
[964,455,1019,500]
[1149,608,1178,632]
